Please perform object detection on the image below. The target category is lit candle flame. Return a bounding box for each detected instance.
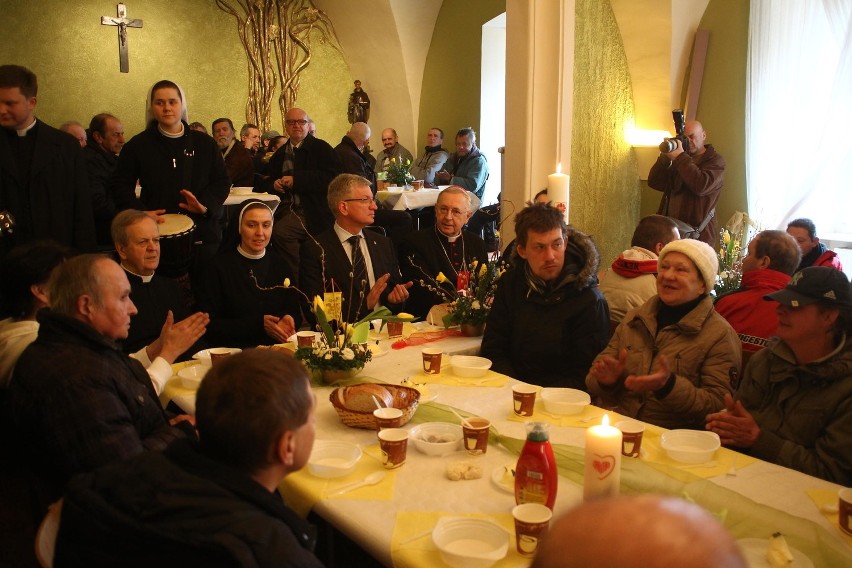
[602,414,610,427]
[556,162,562,174]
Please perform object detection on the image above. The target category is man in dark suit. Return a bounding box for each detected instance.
[399,186,488,318]
[263,107,342,280]
[300,174,412,322]
[0,64,95,256]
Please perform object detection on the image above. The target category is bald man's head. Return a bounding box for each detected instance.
[531,496,745,568]
[684,120,707,155]
[348,122,371,150]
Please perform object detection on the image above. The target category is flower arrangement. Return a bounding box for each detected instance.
[384,157,414,187]
[713,211,762,297]
[412,258,506,328]
[295,296,383,373]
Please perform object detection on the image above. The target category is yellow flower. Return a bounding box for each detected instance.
[397,312,415,319]
[471,259,479,270]
[723,231,731,245]
[479,264,487,277]
[436,272,448,283]
[313,295,326,313]
[283,278,291,288]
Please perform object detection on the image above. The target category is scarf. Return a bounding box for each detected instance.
[611,255,658,278]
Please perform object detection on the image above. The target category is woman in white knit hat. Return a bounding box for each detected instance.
[586,239,741,430]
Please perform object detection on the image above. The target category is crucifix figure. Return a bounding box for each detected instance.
[101,3,143,73]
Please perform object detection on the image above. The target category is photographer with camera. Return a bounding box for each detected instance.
[648,111,725,246]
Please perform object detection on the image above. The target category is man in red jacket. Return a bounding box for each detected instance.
[786,218,844,273]
[715,230,801,354]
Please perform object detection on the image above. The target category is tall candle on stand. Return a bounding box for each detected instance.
[547,164,570,222]
[583,415,622,500]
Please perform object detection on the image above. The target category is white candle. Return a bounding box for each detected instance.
[547,164,570,221]
[583,414,622,501]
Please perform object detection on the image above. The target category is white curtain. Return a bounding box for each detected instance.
[747,0,852,235]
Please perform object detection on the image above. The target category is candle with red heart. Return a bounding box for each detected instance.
[583,414,622,500]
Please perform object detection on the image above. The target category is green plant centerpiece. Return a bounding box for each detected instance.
[295,297,415,383]
[409,258,505,336]
[384,157,414,187]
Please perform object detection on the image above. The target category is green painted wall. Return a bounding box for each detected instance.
[571,0,640,264]
[640,0,749,232]
[418,0,506,145]
[1,0,352,140]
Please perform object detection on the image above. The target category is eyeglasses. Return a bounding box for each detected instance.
[285,119,308,126]
[343,197,374,204]
[436,206,467,218]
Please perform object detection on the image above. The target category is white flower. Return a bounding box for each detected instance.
[472,300,481,310]
[341,348,355,360]
[323,353,332,360]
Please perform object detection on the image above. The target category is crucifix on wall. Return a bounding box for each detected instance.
[101,3,143,73]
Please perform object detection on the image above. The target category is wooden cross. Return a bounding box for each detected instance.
[101,3,143,73]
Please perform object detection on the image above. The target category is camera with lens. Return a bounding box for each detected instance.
[659,109,689,154]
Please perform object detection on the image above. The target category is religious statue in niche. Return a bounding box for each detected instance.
[216,0,341,132]
[347,80,370,124]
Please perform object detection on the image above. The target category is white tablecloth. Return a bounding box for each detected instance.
[377,188,443,211]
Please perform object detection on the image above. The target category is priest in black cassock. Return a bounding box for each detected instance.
[112,210,208,364]
[399,186,488,318]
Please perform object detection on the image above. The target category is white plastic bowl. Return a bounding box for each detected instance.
[307,441,362,478]
[177,365,208,389]
[450,356,492,378]
[192,347,242,366]
[540,388,591,415]
[660,430,721,464]
[432,517,509,568]
[410,422,463,456]
[230,186,254,195]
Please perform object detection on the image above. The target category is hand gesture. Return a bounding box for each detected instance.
[706,393,760,448]
[154,311,209,363]
[366,273,390,309]
[178,189,207,215]
[664,138,684,161]
[589,348,628,386]
[145,209,167,223]
[263,314,295,343]
[387,281,413,304]
[274,175,294,192]
[624,355,670,392]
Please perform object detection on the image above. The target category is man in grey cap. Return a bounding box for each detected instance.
[707,266,852,484]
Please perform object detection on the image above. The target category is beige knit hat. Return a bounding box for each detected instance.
[658,239,718,292]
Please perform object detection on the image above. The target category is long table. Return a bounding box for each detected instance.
[164,325,852,567]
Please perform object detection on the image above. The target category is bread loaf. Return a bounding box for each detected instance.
[338,384,394,412]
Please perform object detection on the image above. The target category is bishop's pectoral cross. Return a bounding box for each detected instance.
[101,3,143,73]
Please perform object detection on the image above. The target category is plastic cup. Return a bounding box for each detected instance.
[462,417,491,455]
[512,503,552,556]
[422,348,443,374]
[512,385,538,417]
[373,407,403,430]
[377,428,408,468]
[615,420,645,458]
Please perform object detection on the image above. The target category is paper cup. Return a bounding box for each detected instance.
[462,417,490,455]
[373,407,403,430]
[296,331,315,348]
[840,488,852,536]
[209,348,233,366]
[512,385,538,417]
[512,503,552,556]
[386,321,404,338]
[422,348,443,374]
[377,428,408,468]
[615,420,645,458]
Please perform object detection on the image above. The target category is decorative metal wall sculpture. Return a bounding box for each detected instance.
[216,0,341,131]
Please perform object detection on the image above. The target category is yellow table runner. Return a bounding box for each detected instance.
[411,369,508,388]
[391,511,520,568]
[805,489,852,548]
[280,444,398,518]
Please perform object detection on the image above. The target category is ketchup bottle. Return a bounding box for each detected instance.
[514,422,558,509]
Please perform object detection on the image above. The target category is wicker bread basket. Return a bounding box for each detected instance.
[329,384,421,429]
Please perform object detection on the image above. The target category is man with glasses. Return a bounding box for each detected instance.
[300,174,412,322]
[481,202,610,389]
[263,107,342,280]
[399,186,488,318]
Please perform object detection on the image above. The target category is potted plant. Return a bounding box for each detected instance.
[384,157,414,188]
